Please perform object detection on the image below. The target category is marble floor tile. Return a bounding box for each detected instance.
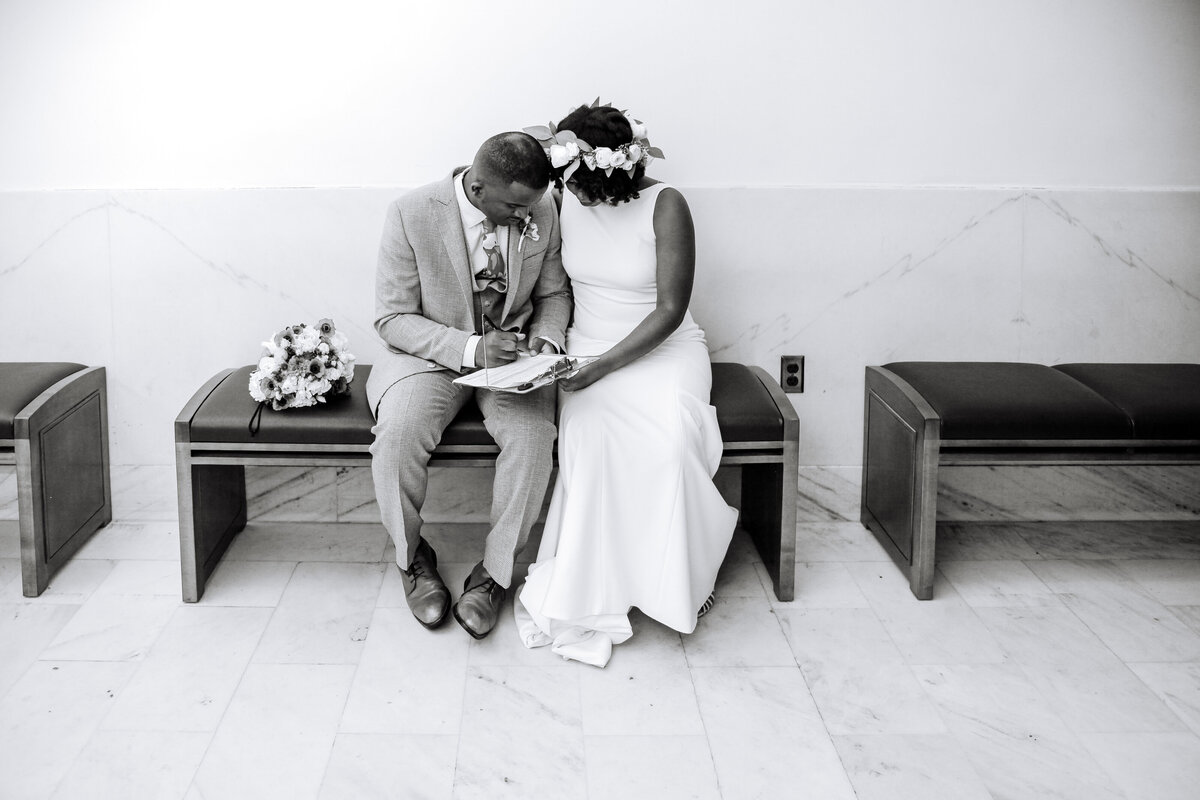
[580,661,705,736]
[681,595,797,667]
[764,560,871,609]
[585,735,721,800]
[101,605,273,732]
[795,465,861,522]
[935,521,1046,561]
[247,465,339,522]
[0,467,16,519]
[1127,662,1200,736]
[73,520,182,561]
[0,556,20,597]
[198,559,297,606]
[794,521,893,562]
[912,663,1073,741]
[1027,560,1200,662]
[224,521,388,562]
[958,729,1127,800]
[340,607,471,735]
[252,561,385,665]
[976,605,1121,666]
[937,559,1061,608]
[1017,658,1186,734]
[0,660,140,799]
[5,557,116,604]
[1117,558,1200,606]
[189,663,357,800]
[712,529,772,598]
[1080,732,1200,800]
[845,561,1007,665]
[834,734,993,800]
[1015,520,1200,560]
[334,465,384,523]
[92,558,182,597]
[778,608,946,735]
[0,520,17,556]
[51,729,211,800]
[693,666,857,800]
[604,609,691,670]
[453,665,585,799]
[40,594,179,662]
[110,465,179,521]
[0,602,81,698]
[319,733,458,800]
[1173,605,1200,636]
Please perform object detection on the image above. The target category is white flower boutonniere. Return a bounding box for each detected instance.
[519,216,540,252]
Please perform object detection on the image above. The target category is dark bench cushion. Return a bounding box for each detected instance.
[0,362,87,439]
[883,362,1133,440]
[186,362,783,447]
[1053,363,1200,439]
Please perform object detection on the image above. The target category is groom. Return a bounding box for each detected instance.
[366,131,571,639]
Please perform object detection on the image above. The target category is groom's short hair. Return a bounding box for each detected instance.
[475,132,551,190]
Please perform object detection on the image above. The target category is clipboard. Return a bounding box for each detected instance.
[453,353,597,393]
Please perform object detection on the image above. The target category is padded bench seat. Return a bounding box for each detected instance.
[1,362,111,596]
[177,362,799,603]
[861,362,1200,599]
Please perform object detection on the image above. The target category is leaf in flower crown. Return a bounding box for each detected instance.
[556,130,578,144]
[647,146,666,159]
[576,140,593,152]
[524,125,553,141]
[563,161,580,182]
[549,121,558,136]
[604,167,614,177]
[590,97,600,108]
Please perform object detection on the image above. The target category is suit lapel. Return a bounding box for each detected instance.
[435,171,474,312]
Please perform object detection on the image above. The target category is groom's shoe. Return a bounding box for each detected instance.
[399,538,450,630]
[453,562,505,640]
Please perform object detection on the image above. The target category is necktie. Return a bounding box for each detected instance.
[476,219,508,293]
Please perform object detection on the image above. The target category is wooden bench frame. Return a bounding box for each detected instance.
[176,365,799,604]
[860,365,1200,600]
[1,367,112,596]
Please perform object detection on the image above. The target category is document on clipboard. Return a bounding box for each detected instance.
[453,353,598,393]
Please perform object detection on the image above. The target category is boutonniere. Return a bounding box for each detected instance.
[518,216,540,252]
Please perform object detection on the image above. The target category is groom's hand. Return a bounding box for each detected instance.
[475,331,523,367]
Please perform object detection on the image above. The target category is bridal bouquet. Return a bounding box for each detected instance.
[248,319,356,410]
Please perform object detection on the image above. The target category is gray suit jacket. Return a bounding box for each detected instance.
[365,168,572,413]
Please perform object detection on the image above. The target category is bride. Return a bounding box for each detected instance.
[515,101,738,667]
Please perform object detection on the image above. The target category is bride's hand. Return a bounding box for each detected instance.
[559,361,607,392]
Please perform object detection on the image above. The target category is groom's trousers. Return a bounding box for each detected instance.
[369,370,556,588]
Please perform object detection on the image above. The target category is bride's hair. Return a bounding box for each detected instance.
[555,104,646,205]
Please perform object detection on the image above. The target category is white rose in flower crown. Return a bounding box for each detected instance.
[593,147,614,169]
[609,150,628,170]
[564,140,580,160]
[626,143,643,163]
[627,117,647,139]
[549,144,571,168]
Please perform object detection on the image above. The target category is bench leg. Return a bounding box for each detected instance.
[741,460,797,602]
[16,367,112,597]
[860,368,939,600]
[177,455,246,602]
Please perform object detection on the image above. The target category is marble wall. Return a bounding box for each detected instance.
[2,186,1198,469]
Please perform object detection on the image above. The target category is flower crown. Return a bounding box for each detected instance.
[523,99,666,183]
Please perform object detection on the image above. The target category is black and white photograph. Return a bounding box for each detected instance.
[1,1,1198,797]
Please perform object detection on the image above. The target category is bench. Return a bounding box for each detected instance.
[861,362,1200,599]
[1,363,111,596]
[175,362,799,603]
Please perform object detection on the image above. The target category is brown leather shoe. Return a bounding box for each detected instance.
[453,563,505,640]
[399,538,450,629]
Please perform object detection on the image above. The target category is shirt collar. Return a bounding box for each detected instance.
[454,168,488,231]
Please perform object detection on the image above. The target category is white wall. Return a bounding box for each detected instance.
[2,1,1199,468]
[3,0,1198,189]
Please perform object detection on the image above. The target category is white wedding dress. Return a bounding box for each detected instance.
[515,183,738,667]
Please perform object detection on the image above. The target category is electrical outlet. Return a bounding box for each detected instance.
[780,355,804,393]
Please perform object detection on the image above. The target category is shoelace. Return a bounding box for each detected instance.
[465,576,498,595]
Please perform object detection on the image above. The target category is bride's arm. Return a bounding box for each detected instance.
[559,187,696,391]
